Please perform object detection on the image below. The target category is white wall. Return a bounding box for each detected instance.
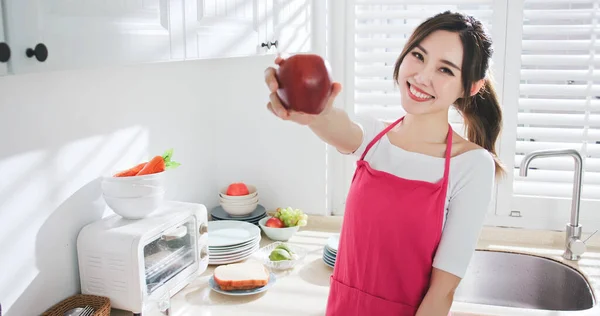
[0,54,328,316]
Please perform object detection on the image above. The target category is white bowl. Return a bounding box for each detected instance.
[221,201,259,216]
[103,191,165,219]
[103,170,166,187]
[101,180,164,198]
[258,217,300,241]
[219,184,258,200]
[219,196,259,206]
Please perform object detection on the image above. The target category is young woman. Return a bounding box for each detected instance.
[264,11,503,316]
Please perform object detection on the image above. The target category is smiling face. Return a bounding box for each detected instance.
[395,30,466,116]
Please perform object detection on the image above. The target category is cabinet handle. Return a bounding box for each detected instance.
[26,43,48,62]
[0,42,10,63]
[261,40,278,50]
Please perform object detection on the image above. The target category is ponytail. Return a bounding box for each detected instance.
[456,76,505,177]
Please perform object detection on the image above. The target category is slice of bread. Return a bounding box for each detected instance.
[213,261,270,291]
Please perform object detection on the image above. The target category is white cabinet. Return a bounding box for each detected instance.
[268,0,313,54]
[0,0,316,76]
[183,0,264,59]
[1,0,185,75]
[182,0,313,60]
[0,1,8,76]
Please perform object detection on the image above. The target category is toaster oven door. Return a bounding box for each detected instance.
[142,216,198,294]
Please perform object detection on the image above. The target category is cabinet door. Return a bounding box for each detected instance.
[184,0,262,59]
[269,0,312,54]
[0,1,8,76]
[2,0,185,75]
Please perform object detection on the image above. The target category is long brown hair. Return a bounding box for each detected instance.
[392,11,505,176]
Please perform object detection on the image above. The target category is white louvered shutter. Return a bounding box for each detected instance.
[350,0,502,138]
[512,0,600,206]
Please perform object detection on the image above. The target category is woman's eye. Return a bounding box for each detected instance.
[440,67,454,76]
[411,52,423,61]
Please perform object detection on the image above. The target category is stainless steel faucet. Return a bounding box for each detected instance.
[519,149,586,260]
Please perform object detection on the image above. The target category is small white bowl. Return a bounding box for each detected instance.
[219,184,258,200]
[221,202,258,216]
[258,217,300,241]
[219,196,259,206]
[103,191,165,219]
[103,170,167,187]
[101,181,164,198]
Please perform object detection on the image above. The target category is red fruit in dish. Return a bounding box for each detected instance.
[265,217,284,228]
[275,54,333,115]
[226,183,250,196]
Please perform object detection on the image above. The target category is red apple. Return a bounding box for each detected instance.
[275,54,333,115]
[265,217,284,228]
[226,183,249,196]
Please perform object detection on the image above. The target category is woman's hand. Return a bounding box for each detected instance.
[263,56,342,126]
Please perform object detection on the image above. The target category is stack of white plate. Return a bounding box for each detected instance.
[207,220,262,265]
[323,234,339,268]
[210,204,267,226]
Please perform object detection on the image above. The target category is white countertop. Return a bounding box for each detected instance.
[110,216,600,316]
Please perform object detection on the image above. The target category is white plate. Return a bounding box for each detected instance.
[209,244,260,265]
[208,272,276,296]
[323,250,336,262]
[208,220,261,247]
[209,236,261,253]
[210,242,260,260]
[326,235,339,253]
[323,256,335,268]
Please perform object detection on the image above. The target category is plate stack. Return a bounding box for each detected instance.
[207,220,262,265]
[323,234,339,268]
[210,205,267,226]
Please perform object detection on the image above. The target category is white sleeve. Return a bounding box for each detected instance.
[432,149,496,279]
[339,112,383,158]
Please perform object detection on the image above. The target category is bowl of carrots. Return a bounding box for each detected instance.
[101,148,181,219]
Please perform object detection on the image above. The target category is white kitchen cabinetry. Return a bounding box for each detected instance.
[1,0,185,75]
[0,0,316,76]
[0,1,8,76]
[183,0,264,59]
[268,0,313,54]
[182,0,313,60]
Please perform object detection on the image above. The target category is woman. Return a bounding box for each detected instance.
[264,11,503,316]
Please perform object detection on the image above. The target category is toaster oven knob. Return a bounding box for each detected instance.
[199,223,208,235]
[200,247,208,260]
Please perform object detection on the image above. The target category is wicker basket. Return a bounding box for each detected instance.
[42,294,111,316]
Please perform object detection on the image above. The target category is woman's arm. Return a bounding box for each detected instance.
[264,57,363,154]
[307,107,363,154]
[416,268,461,316]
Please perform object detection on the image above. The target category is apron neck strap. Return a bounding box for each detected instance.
[360,116,405,161]
[442,124,453,181]
[360,116,454,182]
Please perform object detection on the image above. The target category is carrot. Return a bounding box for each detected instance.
[136,155,165,175]
[114,162,147,177]
[135,148,181,176]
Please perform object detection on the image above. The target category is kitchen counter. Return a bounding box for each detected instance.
[111,216,600,316]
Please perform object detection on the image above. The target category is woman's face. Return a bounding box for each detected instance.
[396,30,466,116]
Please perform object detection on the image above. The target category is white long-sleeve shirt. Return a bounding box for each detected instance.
[344,113,496,278]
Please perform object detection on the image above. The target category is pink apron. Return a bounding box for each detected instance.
[326,116,452,316]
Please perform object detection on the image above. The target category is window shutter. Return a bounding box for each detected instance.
[351,0,497,137]
[513,0,600,200]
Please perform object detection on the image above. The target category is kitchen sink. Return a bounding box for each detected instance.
[454,250,596,311]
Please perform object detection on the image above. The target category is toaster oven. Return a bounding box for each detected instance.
[76,201,209,315]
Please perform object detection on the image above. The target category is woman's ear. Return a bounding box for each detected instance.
[470,79,485,96]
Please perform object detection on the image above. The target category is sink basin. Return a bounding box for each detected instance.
[454,250,596,311]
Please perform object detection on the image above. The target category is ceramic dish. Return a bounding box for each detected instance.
[208,272,276,296]
[253,242,308,270]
